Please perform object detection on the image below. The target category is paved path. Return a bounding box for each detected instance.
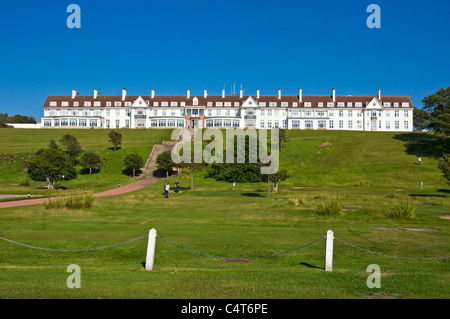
[0,141,178,209]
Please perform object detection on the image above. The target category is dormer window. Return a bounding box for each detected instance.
[193,97,198,106]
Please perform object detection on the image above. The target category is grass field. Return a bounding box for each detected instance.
[0,128,449,299]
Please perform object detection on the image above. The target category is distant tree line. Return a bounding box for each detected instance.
[0,113,36,128]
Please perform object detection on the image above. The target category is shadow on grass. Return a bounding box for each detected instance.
[393,133,450,158]
[79,168,101,176]
[299,262,323,270]
[241,192,264,197]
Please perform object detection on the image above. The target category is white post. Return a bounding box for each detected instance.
[145,228,157,271]
[325,230,334,271]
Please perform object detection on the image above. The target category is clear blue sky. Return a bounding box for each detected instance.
[0,0,449,120]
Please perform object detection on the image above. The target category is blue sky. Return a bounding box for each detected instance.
[0,0,449,120]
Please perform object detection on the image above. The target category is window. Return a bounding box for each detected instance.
[260,109,265,116]
[181,102,186,106]
[372,111,377,117]
[50,102,57,106]
[404,110,408,117]
[282,120,287,129]
[74,102,79,107]
[394,103,399,107]
[292,120,300,128]
[62,101,69,106]
[224,102,231,107]
[44,120,52,127]
[305,120,313,129]
[259,102,266,107]
[260,120,265,128]
[318,102,323,107]
[106,102,112,106]
[106,119,110,128]
[116,119,120,129]
[114,102,121,106]
[214,119,222,127]
[84,102,91,107]
[339,110,344,117]
[70,119,77,127]
[357,120,362,129]
[94,102,101,106]
[383,102,390,107]
[162,110,167,116]
[234,102,240,107]
[269,102,277,107]
[224,120,232,127]
[267,120,272,128]
[206,120,213,127]
[125,119,130,129]
[304,102,311,107]
[274,120,279,128]
[207,102,213,107]
[337,102,344,107]
[329,120,334,129]
[355,102,362,107]
[348,120,353,129]
[90,120,98,127]
[267,110,272,117]
[292,102,298,107]
[151,119,157,127]
[395,110,399,117]
[168,120,176,127]
[193,98,198,106]
[106,109,110,116]
[233,120,240,128]
[216,102,223,107]
[158,119,167,127]
[318,110,325,117]
[339,120,344,129]
[404,121,409,130]
[281,102,288,107]
[292,110,299,117]
[54,119,60,126]
[171,102,178,107]
[347,102,352,107]
[385,121,390,129]
[153,102,159,106]
[348,110,352,117]
[402,102,410,107]
[79,119,87,127]
[318,120,326,129]
[327,102,334,107]
[395,121,399,129]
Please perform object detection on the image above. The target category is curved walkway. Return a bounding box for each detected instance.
[0,176,160,209]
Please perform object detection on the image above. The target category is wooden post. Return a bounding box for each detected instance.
[145,228,157,271]
[325,230,334,271]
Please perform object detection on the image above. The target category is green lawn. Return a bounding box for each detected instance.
[0,129,448,299]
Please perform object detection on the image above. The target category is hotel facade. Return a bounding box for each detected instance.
[41,88,414,131]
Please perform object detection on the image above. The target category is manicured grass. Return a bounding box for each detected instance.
[0,128,173,195]
[0,129,448,299]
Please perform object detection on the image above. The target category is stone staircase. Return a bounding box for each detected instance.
[141,141,176,179]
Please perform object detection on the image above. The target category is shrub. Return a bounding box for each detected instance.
[288,196,304,206]
[315,195,342,216]
[18,176,30,186]
[384,198,415,219]
[44,194,94,210]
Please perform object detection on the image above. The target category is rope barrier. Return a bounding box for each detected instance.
[1,233,449,261]
[0,234,149,252]
[334,237,450,260]
[156,234,326,260]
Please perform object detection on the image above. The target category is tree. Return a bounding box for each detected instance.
[156,150,175,178]
[60,134,83,164]
[80,151,101,177]
[108,131,122,152]
[262,169,289,197]
[27,147,75,189]
[124,153,144,177]
[437,154,450,186]
[413,107,431,131]
[422,86,450,135]
[174,146,204,190]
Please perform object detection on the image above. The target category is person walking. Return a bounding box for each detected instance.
[418,156,422,166]
[165,181,170,198]
[163,181,167,197]
[175,180,180,193]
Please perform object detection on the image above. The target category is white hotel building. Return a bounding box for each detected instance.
[41,88,413,131]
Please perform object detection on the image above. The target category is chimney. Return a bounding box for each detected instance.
[278,88,281,99]
[204,89,207,98]
[332,88,336,102]
[187,89,190,99]
[94,89,98,99]
[222,88,225,98]
[240,88,243,98]
[72,89,76,99]
[299,88,302,103]
[122,88,127,101]
[151,88,155,99]
[378,89,381,100]
[257,88,260,99]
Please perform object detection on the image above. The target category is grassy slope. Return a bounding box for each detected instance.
[0,129,448,299]
[0,128,173,195]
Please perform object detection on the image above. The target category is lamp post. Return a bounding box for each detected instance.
[62,175,65,186]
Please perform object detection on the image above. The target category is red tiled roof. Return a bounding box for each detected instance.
[43,93,413,109]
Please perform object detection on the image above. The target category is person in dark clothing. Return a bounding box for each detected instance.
[175,180,180,193]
